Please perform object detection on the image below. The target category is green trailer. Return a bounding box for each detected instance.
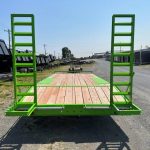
[6,14,141,116]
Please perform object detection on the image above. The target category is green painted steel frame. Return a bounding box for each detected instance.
[6,103,141,116]
[6,14,141,116]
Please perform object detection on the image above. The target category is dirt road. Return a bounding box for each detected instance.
[0,59,150,150]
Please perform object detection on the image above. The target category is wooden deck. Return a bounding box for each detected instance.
[23,73,126,105]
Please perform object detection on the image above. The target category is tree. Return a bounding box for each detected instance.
[70,53,74,59]
[62,47,69,59]
[62,47,74,59]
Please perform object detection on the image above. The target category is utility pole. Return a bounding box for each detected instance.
[4,29,11,50]
[43,44,47,55]
[140,45,142,65]
[58,53,60,59]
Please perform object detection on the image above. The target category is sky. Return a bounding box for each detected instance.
[0,0,150,57]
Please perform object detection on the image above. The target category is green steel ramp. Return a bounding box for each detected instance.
[110,14,140,114]
[6,14,37,116]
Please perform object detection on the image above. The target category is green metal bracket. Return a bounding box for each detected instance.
[112,103,141,115]
[6,103,36,116]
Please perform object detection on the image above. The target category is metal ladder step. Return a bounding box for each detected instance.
[114,32,132,36]
[113,52,131,57]
[114,43,132,47]
[15,43,33,47]
[16,73,34,77]
[13,22,32,26]
[113,82,130,86]
[113,62,130,66]
[14,32,32,36]
[113,92,130,95]
[16,92,34,96]
[16,82,34,86]
[114,22,132,26]
[113,14,134,17]
[15,52,33,57]
[16,63,34,67]
[113,72,130,76]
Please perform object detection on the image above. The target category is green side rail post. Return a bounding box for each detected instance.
[110,15,115,105]
[110,14,135,105]
[11,14,37,107]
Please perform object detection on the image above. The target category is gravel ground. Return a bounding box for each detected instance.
[0,59,150,150]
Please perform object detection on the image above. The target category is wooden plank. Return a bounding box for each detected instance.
[78,74,87,86]
[38,74,64,104]
[95,87,109,104]
[75,87,83,104]
[37,87,47,104]
[64,74,72,104]
[64,74,76,104]
[65,87,73,104]
[72,73,76,104]
[82,74,96,86]
[88,87,101,104]
[81,74,94,86]
[56,75,67,104]
[80,74,100,104]
[83,74,101,104]
[101,87,111,102]
[38,87,53,104]
[55,77,63,86]
[50,73,57,78]
[82,87,92,104]
[72,74,76,104]
[74,74,80,86]
[47,87,59,104]
[55,74,67,104]
[66,74,73,86]
[56,87,66,104]
[72,86,76,104]
[50,74,62,86]
[77,74,91,104]
[60,73,67,86]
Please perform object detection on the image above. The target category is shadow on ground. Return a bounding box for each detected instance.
[0,116,131,150]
